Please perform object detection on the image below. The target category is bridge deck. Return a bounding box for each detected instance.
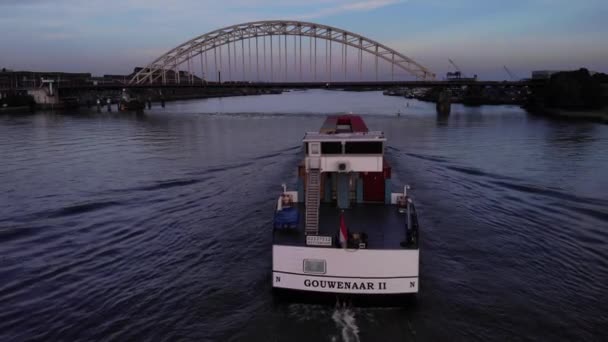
[58,80,532,90]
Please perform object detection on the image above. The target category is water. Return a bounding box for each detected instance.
[1,90,607,341]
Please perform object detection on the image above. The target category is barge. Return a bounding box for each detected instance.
[272,115,420,304]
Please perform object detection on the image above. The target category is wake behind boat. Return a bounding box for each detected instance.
[272,115,420,305]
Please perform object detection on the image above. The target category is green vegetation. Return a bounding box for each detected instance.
[525,69,608,122]
[537,68,608,110]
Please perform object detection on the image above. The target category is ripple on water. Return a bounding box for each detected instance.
[0,96,607,341]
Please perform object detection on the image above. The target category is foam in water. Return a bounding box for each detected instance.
[332,302,360,342]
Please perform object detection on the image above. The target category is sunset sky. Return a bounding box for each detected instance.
[1,0,606,80]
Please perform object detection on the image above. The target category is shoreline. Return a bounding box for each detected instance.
[528,106,608,123]
[0,106,32,114]
[2,88,283,113]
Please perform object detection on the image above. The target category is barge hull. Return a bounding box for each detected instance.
[272,245,419,295]
[272,288,418,307]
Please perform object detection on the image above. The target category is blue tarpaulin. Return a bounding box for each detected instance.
[274,207,299,228]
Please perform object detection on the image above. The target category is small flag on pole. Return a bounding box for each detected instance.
[339,211,348,248]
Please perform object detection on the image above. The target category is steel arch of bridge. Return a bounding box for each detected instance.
[129,20,435,85]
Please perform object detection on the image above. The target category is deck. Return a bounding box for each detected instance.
[273,203,416,250]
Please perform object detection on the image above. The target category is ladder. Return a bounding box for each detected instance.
[305,168,321,235]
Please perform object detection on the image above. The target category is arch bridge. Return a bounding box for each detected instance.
[130,20,435,85]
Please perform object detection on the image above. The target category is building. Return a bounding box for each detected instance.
[531,70,564,80]
[532,69,601,80]
[0,73,11,92]
[0,69,92,90]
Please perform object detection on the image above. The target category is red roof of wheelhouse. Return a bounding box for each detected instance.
[319,115,369,134]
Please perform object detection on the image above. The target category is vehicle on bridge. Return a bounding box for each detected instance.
[272,115,420,304]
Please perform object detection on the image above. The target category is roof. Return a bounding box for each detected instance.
[303,131,385,142]
[305,115,384,142]
[320,115,369,134]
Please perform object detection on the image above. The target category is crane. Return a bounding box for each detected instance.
[448,59,462,73]
[447,59,462,79]
[503,66,517,81]
[446,58,476,81]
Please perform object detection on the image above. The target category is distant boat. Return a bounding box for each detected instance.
[382,89,402,96]
[119,89,145,111]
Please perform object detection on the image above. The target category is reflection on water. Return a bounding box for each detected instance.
[0,90,607,341]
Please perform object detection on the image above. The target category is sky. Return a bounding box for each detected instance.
[0,0,607,80]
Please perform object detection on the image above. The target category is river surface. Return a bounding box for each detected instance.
[1,90,607,341]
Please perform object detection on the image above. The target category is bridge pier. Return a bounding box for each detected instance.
[436,89,451,115]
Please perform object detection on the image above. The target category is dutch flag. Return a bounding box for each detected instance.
[339,211,348,248]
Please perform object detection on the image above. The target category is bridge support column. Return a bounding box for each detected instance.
[436,89,451,115]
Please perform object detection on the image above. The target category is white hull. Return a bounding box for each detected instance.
[272,245,419,295]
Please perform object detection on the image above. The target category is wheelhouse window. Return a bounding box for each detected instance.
[321,142,342,154]
[345,141,383,154]
[308,142,320,155]
[336,124,352,133]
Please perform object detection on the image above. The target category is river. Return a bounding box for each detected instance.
[1,90,607,341]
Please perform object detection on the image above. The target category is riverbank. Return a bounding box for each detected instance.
[383,87,525,106]
[0,105,33,114]
[526,69,608,123]
[534,107,608,123]
[72,87,283,109]
[153,88,282,102]
[0,88,284,113]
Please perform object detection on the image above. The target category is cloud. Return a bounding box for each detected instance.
[387,32,608,79]
[0,0,606,77]
[39,32,80,41]
[298,0,404,19]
